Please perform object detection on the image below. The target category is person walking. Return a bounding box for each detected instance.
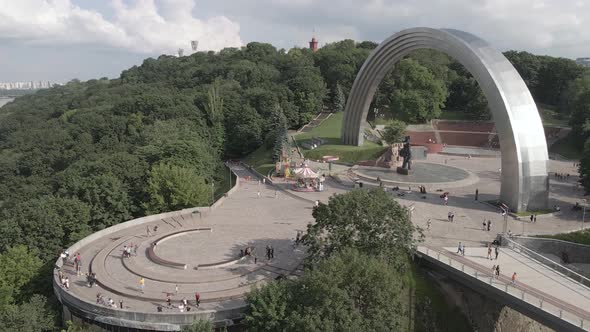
[495,265,500,278]
[462,244,466,256]
[530,214,534,222]
[487,220,491,231]
[166,295,172,308]
[533,215,537,223]
[511,272,517,285]
[475,188,479,201]
[495,247,499,260]
[139,277,145,294]
[450,212,455,222]
[426,219,432,231]
[195,292,201,308]
[483,220,487,231]
[492,265,496,274]
[175,284,179,295]
[487,246,492,260]
[444,195,449,206]
[146,225,152,237]
[448,212,452,222]
[457,242,462,254]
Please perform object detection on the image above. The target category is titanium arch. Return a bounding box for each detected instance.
[341,27,548,212]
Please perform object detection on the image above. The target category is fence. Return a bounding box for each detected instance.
[418,246,589,331]
[501,236,590,288]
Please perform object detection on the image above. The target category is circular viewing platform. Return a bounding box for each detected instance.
[54,166,310,331]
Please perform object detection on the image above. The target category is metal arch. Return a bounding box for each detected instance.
[341,27,548,212]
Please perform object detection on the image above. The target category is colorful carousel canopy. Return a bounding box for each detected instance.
[293,167,319,179]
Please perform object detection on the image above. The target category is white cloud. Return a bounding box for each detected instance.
[208,0,590,58]
[0,0,243,54]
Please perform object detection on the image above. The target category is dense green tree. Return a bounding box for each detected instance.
[382,120,407,145]
[0,197,91,259]
[570,90,590,147]
[245,249,409,332]
[144,163,211,213]
[0,246,43,307]
[535,57,585,107]
[388,59,447,122]
[306,188,419,261]
[446,75,490,120]
[0,295,56,332]
[182,319,214,332]
[58,173,132,229]
[333,82,346,112]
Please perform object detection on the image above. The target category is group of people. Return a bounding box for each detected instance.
[266,245,275,260]
[553,172,570,181]
[447,211,455,222]
[122,244,138,258]
[157,293,201,312]
[440,192,450,205]
[486,243,499,260]
[456,242,466,256]
[482,219,492,231]
[96,293,123,309]
[295,231,304,245]
[146,225,159,237]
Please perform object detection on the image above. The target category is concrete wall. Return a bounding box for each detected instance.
[54,166,242,331]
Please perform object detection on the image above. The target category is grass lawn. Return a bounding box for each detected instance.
[539,107,570,127]
[549,133,582,160]
[295,112,387,164]
[539,229,590,246]
[241,145,275,176]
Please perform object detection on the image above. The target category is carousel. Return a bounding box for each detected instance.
[292,164,325,192]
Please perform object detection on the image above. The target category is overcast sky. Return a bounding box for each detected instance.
[1,0,589,82]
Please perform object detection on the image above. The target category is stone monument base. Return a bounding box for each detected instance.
[396,167,412,175]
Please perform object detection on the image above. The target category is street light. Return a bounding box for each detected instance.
[583,199,587,231]
[211,183,215,204]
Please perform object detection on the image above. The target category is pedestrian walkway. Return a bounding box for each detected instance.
[419,245,590,330]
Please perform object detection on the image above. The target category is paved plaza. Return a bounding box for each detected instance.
[57,152,590,328]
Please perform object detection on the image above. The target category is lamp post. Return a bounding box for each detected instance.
[583,199,587,231]
[211,183,215,204]
[522,204,527,236]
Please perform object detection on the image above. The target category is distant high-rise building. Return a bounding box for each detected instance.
[576,58,590,67]
[191,40,198,51]
[178,48,184,57]
[309,36,318,52]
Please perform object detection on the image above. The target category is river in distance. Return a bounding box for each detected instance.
[0,97,15,108]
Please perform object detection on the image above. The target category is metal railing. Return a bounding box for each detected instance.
[502,236,590,288]
[418,246,589,331]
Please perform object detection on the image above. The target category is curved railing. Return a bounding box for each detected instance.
[502,236,590,288]
[418,246,589,330]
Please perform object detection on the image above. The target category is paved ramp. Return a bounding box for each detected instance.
[417,245,590,331]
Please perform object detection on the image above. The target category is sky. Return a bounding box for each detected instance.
[0,0,589,82]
